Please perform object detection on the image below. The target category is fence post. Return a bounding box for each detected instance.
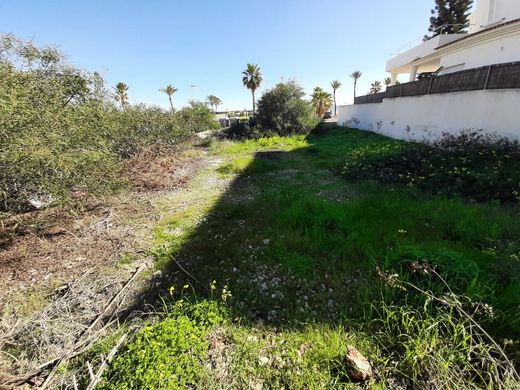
[427,77,434,94]
[484,65,492,90]
[399,83,403,97]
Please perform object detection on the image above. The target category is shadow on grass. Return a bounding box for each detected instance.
[127,127,520,340]
[109,127,520,387]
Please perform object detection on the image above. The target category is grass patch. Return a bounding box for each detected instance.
[209,134,308,156]
[101,127,520,388]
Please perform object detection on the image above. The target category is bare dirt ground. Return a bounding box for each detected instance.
[0,141,224,387]
[0,146,206,308]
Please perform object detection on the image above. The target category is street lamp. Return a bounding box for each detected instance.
[190,84,199,101]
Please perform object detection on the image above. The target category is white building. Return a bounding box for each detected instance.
[338,0,520,141]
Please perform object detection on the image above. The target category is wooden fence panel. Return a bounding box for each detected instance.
[430,66,488,94]
[386,85,401,98]
[486,62,520,89]
[401,79,431,97]
[353,61,520,105]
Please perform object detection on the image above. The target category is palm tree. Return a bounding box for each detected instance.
[159,84,178,111]
[206,95,223,113]
[114,82,129,109]
[350,71,362,100]
[384,77,392,89]
[311,87,334,118]
[370,81,383,94]
[330,80,342,117]
[242,64,263,114]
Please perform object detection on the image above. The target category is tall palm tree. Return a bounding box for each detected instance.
[159,84,178,111]
[206,95,222,113]
[350,71,362,100]
[114,82,129,109]
[370,81,383,94]
[311,87,334,117]
[330,80,342,117]
[242,64,263,114]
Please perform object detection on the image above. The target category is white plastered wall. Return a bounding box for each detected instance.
[440,34,520,71]
[337,90,520,142]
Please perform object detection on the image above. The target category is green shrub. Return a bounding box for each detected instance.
[222,120,260,139]
[342,130,520,203]
[176,100,220,133]
[0,35,215,213]
[221,81,320,140]
[255,80,320,136]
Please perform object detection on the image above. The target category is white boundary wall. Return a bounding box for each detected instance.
[337,90,520,142]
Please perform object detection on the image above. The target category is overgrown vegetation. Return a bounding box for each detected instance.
[342,130,520,203]
[224,80,320,139]
[3,33,519,390]
[0,34,216,214]
[93,128,519,389]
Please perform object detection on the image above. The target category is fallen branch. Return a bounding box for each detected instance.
[40,264,145,389]
[85,332,128,390]
[1,264,145,389]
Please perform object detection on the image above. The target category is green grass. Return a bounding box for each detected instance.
[101,127,520,389]
[209,134,308,155]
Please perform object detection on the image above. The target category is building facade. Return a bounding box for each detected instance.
[338,0,520,141]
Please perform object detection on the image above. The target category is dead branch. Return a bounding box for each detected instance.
[39,264,145,389]
[1,264,145,389]
[85,332,128,390]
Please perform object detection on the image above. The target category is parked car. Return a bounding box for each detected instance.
[323,111,332,119]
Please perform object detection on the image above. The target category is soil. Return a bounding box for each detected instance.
[0,147,207,309]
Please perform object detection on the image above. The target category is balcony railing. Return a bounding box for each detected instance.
[355,61,520,104]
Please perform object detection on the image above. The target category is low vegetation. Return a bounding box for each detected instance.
[2,33,519,390]
[91,128,520,389]
[342,130,520,203]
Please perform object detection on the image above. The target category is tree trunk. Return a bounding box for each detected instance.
[353,80,357,100]
[252,89,256,114]
[333,91,337,116]
[168,96,174,112]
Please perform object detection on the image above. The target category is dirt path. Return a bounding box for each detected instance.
[0,151,227,307]
[0,146,237,382]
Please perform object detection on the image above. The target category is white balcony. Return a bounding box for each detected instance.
[386,34,467,83]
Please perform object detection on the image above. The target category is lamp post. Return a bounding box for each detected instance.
[190,84,199,101]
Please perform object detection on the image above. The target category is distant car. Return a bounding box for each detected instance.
[323,112,332,119]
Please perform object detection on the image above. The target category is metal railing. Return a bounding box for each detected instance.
[354,61,520,104]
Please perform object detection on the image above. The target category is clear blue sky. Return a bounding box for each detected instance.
[0,0,452,110]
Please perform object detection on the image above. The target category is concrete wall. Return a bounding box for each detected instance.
[337,90,520,142]
[440,32,520,72]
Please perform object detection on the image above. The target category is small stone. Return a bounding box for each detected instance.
[345,346,372,382]
[258,356,269,366]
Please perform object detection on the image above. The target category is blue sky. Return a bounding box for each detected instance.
[0,0,451,110]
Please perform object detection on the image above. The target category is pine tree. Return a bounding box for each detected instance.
[427,0,473,39]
